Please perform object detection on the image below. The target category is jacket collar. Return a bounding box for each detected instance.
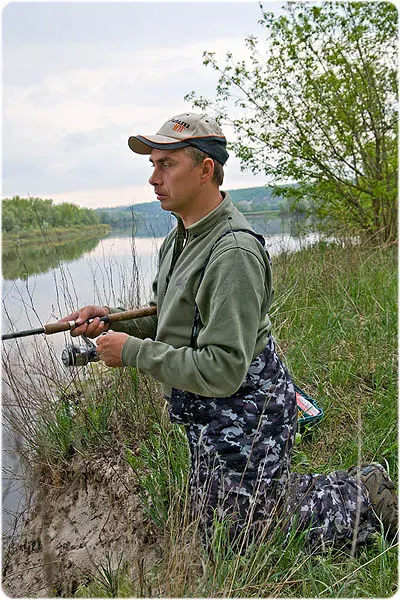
[173,191,233,236]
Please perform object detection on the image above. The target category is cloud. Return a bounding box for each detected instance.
[3,0,281,205]
[3,34,260,199]
[49,184,154,210]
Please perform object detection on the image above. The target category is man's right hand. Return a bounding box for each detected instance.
[59,305,110,338]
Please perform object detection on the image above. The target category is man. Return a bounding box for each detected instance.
[61,113,397,549]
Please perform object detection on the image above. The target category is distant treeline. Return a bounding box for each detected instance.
[2,196,102,234]
[2,186,297,237]
[229,186,287,213]
[96,202,174,237]
[94,186,295,232]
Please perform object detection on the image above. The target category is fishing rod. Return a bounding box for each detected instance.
[2,305,326,425]
[1,306,157,341]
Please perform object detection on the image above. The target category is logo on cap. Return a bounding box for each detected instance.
[172,123,185,133]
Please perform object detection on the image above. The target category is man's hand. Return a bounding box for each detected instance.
[59,305,110,338]
[96,331,130,367]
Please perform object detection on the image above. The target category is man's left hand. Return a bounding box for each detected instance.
[96,331,130,367]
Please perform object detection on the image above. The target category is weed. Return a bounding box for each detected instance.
[74,552,133,598]
[126,418,190,528]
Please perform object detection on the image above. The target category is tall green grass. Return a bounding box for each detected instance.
[127,240,397,598]
[4,240,397,597]
[126,420,189,528]
[271,241,397,476]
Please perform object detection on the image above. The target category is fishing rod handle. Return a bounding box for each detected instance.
[2,306,158,340]
[44,306,157,334]
[43,321,77,335]
[104,305,157,324]
[44,306,157,333]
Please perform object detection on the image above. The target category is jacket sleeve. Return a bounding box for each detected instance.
[120,245,270,397]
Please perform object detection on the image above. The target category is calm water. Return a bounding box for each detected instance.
[2,215,316,337]
[2,216,320,539]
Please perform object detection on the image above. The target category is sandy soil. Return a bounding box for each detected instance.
[2,453,163,597]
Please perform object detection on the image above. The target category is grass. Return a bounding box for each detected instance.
[272,240,397,476]
[2,238,398,597]
[28,366,166,485]
[126,420,189,528]
[74,552,134,598]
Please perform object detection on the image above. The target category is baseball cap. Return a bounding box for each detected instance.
[128,112,229,165]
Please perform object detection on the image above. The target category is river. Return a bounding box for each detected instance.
[2,215,320,541]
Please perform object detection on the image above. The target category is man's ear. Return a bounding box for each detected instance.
[200,157,215,184]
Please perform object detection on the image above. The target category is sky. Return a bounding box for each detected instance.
[2,0,283,209]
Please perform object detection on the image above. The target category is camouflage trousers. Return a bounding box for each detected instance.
[169,335,379,550]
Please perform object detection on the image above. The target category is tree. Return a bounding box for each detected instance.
[186,1,398,242]
[1,197,101,233]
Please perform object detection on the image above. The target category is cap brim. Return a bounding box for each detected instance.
[128,135,190,155]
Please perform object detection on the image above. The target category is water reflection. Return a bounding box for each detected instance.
[3,235,104,281]
[2,236,164,342]
[131,214,174,238]
[2,213,309,282]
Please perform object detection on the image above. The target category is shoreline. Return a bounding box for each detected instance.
[2,224,110,252]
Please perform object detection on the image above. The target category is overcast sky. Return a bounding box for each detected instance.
[3,1,283,209]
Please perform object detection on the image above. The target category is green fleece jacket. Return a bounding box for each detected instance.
[109,192,273,398]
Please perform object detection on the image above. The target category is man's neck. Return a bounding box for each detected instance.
[179,190,224,228]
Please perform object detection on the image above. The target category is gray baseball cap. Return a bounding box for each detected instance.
[128,112,229,165]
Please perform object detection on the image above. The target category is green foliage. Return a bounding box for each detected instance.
[35,383,117,465]
[229,185,293,213]
[75,553,133,598]
[186,2,398,241]
[272,241,397,475]
[126,421,190,528]
[96,205,136,228]
[2,195,101,234]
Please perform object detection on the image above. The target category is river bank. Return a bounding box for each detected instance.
[2,240,398,597]
[2,224,112,280]
[2,224,110,252]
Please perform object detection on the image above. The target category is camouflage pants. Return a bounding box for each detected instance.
[169,335,379,550]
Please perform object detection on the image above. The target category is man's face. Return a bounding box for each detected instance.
[148,148,203,215]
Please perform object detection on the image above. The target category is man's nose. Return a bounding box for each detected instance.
[149,168,161,186]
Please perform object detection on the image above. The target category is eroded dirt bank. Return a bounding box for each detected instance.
[2,452,162,597]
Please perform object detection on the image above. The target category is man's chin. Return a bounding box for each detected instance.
[159,197,172,211]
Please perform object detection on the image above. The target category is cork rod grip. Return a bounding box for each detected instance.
[104,306,157,324]
[43,321,76,335]
[2,307,158,340]
[41,306,157,336]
